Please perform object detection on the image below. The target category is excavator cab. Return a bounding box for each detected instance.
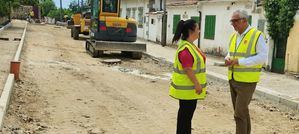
[85,0,146,59]
[89,0,137,42]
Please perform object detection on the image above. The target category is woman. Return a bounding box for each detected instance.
[169,19,207,134]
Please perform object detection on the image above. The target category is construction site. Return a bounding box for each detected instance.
[0,0,299,134]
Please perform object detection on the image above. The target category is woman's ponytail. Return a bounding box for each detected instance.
[171,19,197,44]
[172,20,185,44]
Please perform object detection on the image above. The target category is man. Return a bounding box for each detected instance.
[225,10,268,134]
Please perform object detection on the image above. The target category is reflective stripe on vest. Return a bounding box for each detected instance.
[228,28,263,82]
[173,42,205,74]
[170,82,207,90]
[173,67,206,74]
[229,67,262,72]
[169,40,207,100]
[229,30,259,58]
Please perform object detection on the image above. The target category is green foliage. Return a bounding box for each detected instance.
[69,0,81,13]
[264,0,299,39]
[0,0,39,17]
[47,8,73,21]
[47,9,60,20]
[20,0,39,6]
[64,9,73,18]
[264,0,280,39]
[0,0,10,17]
[40,0,56,16]
[69,0,90,13]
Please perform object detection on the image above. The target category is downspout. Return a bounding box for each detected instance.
[161,0,167,46]
[198,11,202,48]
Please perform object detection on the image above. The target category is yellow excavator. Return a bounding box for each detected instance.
[70,11,91,40]
[85,0,146,59]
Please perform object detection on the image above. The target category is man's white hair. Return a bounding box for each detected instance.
[233,10,249,21]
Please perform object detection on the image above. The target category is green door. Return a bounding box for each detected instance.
[173,15,181,34]
[271,37,287,73]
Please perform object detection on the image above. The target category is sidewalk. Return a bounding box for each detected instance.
[142,40,299,110]
[0,20,26,92]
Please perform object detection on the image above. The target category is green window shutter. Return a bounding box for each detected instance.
[173,15,181,34]
[204,15,216,40]
[248,15,252,25]
[191,16,200,24]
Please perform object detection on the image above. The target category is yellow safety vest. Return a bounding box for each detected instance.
[169,40,207,100]
[228,28,264,83]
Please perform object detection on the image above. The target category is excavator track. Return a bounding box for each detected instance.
[85,40,103,58]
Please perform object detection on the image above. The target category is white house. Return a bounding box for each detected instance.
[196,0,272,68]
[166,0,199,45]
[121,0,165,42]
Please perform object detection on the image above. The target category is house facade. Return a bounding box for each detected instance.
[166,0,199,45]
[121,0,299,73]
[121,0,165,43]
[198,0,272,68]
[285,12,299,73]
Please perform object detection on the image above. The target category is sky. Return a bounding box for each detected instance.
[53,0,72,9]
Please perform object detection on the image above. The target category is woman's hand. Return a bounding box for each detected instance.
[195,83,202,94]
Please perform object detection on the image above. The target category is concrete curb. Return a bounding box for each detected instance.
[14,22,28,61]
[0,74,15,129]
[0,22,12,33]
[143,52,299,110]
[0,21,28,130]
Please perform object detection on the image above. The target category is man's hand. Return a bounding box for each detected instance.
[195,83,202,94]
[230,59,239,66]
[225,59,232,66]
[225,58,239,66]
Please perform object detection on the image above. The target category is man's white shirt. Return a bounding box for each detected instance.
[225,26,268,67]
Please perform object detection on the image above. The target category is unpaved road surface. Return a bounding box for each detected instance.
[1,22,299,134]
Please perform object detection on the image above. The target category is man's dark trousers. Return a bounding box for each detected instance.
[229,79,257,134]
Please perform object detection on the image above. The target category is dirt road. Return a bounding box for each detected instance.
[1,23,299,134]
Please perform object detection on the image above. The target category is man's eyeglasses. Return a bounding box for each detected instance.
[230,18,243,23]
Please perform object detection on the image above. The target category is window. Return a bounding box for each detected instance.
[132,8,136,19]
[204,15,216,40]
[102,0,118,13]
[92,0,99,17]
[126,8,131,18]
[173,15,181,34]
[138,7,144,28]
[120,8,122,17]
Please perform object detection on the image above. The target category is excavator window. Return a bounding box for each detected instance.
[102,0,118,13]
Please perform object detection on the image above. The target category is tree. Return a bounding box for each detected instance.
[20,0,39,6]
[69,0,80,13]
[0,0,10,17]
[264,0,299,72]
[69,0,90,13]
[40,0,56,16]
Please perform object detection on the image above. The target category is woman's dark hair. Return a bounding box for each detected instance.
[172,19,198,44]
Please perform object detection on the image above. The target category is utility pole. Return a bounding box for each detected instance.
[161,0,167,47]
[78,0,80,12]
[60,0,63,21]
[81,0,84,10]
